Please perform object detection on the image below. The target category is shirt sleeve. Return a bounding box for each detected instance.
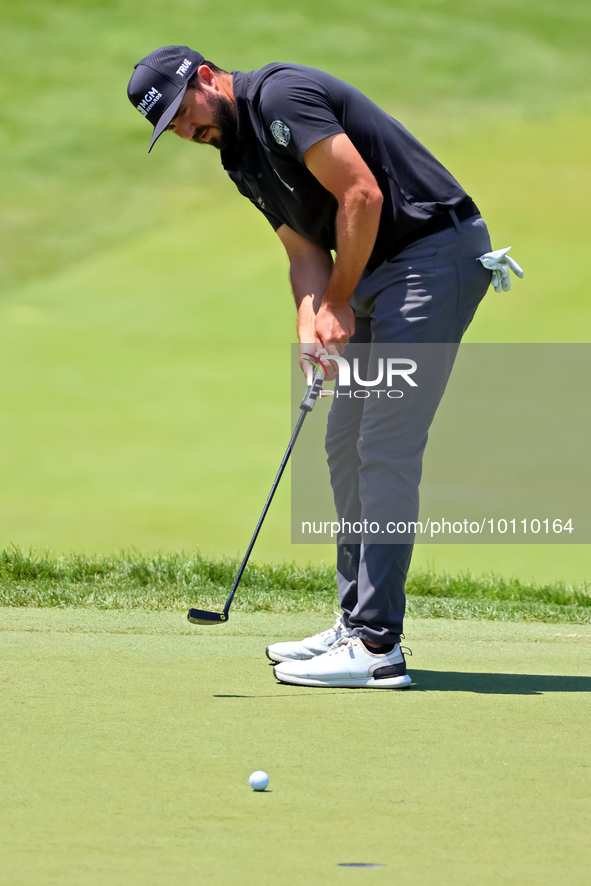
[258,73,345,163]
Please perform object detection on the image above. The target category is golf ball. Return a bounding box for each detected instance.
[249,770,269,791]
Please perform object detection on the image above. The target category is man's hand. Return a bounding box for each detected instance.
[314,302,355,344]
[299,342,343,381]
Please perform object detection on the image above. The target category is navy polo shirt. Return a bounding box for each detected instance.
[221,65,469,272]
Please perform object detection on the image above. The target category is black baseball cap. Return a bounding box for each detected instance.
[127,46,205,152]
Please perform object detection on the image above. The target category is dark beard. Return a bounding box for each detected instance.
[192,92,237,152]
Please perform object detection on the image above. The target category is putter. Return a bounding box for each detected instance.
[188,366,327,625]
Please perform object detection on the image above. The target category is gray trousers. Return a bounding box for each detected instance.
[325,213,492,645]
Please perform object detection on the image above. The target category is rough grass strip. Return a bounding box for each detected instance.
[0,548,589,623]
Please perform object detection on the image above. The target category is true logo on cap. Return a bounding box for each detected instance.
[175,58,192,77]
[137,86,162,117]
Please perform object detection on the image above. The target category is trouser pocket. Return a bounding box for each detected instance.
[455,258,492,325]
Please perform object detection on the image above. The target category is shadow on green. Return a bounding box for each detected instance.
[409,670,591,694]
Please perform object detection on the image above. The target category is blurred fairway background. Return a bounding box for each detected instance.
[1,0,590,582]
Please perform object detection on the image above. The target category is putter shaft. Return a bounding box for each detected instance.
[188,369,325,625]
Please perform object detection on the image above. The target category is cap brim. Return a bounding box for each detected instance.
[148,83,189,153]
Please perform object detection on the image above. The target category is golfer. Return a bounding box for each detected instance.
[127,46,521,689]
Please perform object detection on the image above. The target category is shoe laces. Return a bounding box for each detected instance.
[318,612,347,641]
[326,636,357,657]
[327,638,412,658]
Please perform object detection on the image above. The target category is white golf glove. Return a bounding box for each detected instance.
[477,247,524,292]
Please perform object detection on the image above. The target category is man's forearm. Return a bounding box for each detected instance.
[288,250,333,341]
[302,133,384,340]
[322,184,383,309]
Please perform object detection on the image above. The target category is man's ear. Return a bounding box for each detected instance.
[197,64,216,89]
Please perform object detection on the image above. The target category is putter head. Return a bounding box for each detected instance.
[187,608,228,625]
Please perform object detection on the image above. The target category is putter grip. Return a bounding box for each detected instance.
[300,369,325,412]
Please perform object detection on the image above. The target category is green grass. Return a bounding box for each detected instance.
[0,0,590,579]
[1,548,590,623]
[1,610,590,886]
[2,0,590,292]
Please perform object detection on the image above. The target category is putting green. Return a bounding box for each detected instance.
[1,610,589,885]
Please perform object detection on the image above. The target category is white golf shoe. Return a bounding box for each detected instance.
[265,613,351,664]
[273,636,412,689]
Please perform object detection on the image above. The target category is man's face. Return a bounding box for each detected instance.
[166,83,236,151]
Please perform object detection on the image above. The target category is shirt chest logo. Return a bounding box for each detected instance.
[274,168,294,192]
[270,120,291,146]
